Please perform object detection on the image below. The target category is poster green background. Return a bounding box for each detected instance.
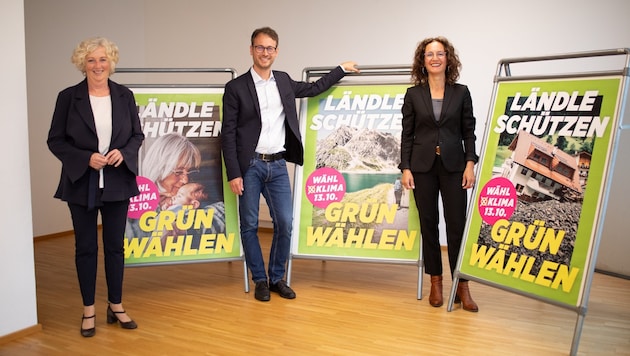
[295,84,421,260]
[124,89,240,265]
[459,77,622,306]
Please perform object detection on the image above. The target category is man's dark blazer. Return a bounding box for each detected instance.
[399,83,478,173]
[221,66,345,181]
[47,79,144,206]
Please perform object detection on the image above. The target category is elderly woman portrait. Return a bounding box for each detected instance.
[126,132,226,247]
[141,132,202,210]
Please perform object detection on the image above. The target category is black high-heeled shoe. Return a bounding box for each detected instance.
[80,315,96,337]
[106,304,137,329]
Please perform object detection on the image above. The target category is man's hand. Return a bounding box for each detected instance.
[229,177,244,196]
[340,61,360,73]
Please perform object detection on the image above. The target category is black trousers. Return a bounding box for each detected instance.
[68,200,129,306]
[411,157,468,279]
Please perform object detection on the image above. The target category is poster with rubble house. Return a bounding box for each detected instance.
[458,77,622,306]
[292,84,421,261]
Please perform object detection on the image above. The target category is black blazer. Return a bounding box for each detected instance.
[399,83,478,173]
[221,66,345,181]
[47,79,144,206]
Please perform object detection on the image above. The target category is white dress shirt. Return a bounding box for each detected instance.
[251,67,286,154]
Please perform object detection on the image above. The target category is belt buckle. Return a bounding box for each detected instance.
[257,152,283,162]
[435,146,441,155]
[258,153,275,162]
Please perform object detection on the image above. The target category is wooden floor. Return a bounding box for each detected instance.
[1,230,629,356]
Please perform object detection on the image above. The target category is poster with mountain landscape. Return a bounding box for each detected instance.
[457,77,622,306]
[292,84,421,261]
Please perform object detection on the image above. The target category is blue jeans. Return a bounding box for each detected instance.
[239,157,293,284]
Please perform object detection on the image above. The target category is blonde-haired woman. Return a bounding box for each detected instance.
[48,37,144,337]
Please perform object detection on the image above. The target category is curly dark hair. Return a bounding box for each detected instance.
[411,36,461,86]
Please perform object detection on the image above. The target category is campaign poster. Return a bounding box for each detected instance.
[293,84,421,261]
[124,88,240,265]
[458,77,622,306]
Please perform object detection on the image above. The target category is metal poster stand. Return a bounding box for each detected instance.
[115,68,251,293]
[448,49,630,356]
[116,67,237,88]
[286,65,426,300]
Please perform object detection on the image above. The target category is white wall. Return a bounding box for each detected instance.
[25,0,146,236]
[0,0,38,337]
[26,0,630,238]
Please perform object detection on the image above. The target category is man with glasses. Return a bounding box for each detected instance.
[221,26,359,301]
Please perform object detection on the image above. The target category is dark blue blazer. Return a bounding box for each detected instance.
[399,83,478,173]
[47,79,144,206]
[221,66,345,181]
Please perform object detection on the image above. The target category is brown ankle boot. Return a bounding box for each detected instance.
[456,281,479,312]
[429,275,443,307]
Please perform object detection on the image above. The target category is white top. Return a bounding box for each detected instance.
[89,95,112,188]
[251,68,286,154]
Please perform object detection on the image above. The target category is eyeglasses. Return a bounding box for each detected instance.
[253,45,277,54]
[424,51,447,59]
[172,169,199,177]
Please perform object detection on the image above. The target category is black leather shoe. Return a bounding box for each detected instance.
[80,315,95,337]
[270,280,296,299]
[107,305,138,329]
[254,281,270,301]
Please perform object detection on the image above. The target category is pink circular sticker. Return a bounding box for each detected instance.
[478,177,517,225]
[127,176,160,219]
[305,167,346,209]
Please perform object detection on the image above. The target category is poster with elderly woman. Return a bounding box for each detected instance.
[124,88,241,266]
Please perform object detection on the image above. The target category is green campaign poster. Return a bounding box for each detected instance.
[292,84,421,261]
[124,88,240,265]
[458,77,622,306]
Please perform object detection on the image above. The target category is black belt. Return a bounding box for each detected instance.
[255,152,285,162]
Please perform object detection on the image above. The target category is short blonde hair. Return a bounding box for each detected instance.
[71,37,120,75]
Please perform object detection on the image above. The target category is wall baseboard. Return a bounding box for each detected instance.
[34,230,75,241]
[0,324,42,345]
